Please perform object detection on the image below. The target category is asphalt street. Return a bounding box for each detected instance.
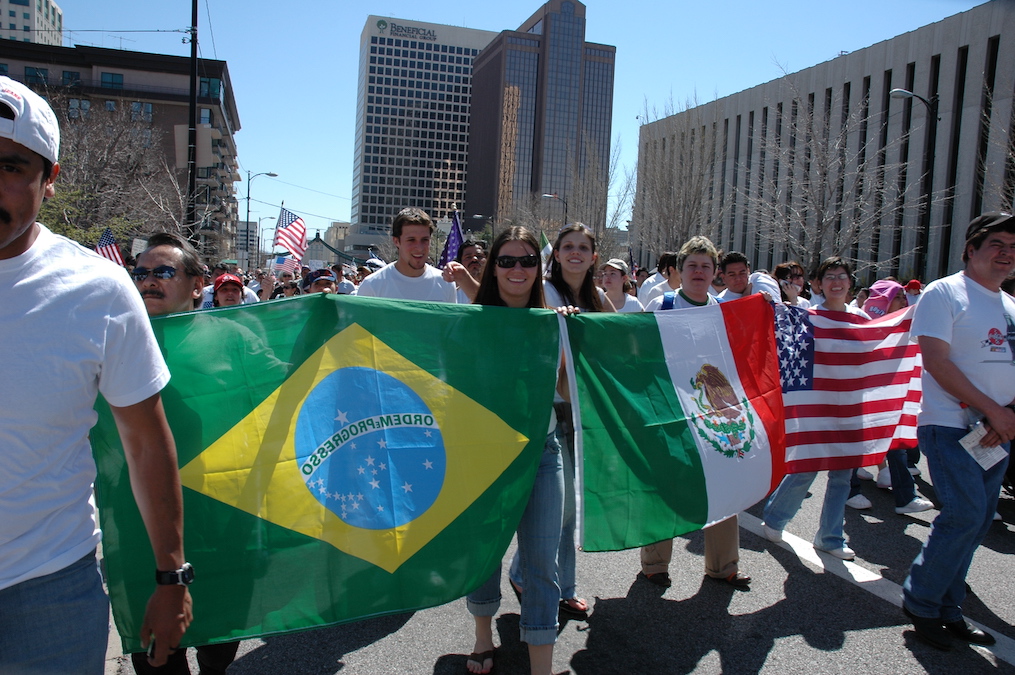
[105,467,1015,674]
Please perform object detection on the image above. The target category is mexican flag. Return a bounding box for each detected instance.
[540,231,552,266]
[567,294,786,552]
[91,294,560,651]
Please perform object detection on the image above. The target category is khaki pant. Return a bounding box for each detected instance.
[640,514,740,579]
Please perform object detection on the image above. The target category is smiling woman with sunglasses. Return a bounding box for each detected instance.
[465,227,563,675]
[504,223,612,626]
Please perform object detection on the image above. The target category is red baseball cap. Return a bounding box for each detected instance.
[213,273,243,292]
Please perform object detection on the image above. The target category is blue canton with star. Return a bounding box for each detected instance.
[774,304,816,393]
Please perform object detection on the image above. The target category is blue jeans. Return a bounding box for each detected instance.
[763,469,851,550]
[849,451,918,506]
[904,425,1009,622]
[509,419,577,600]
[885,448,917,507]
[0,550,108,674]
[467,429,564,646]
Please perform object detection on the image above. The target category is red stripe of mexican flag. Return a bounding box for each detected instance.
[569,295,785,552]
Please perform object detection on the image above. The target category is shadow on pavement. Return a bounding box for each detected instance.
[227,612,412,674]
[568,545,943,675]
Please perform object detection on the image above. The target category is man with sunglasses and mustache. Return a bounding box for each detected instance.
[131,232,244,674]
[0,77,191,672]
[133,233,207,315]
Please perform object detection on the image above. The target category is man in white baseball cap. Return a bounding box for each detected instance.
[0,76,192,672]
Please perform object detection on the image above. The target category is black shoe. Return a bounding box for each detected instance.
[903,606,953,651]
[944,619,996,646]
[638,571,671,588]
[717,572,752,591]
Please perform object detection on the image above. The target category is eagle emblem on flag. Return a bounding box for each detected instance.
[689,364,756,459]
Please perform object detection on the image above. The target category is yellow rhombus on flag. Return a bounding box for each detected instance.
[179,323,529,573]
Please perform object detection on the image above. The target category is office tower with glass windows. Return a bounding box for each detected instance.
[467,0,615,230]
[349,16,496,254]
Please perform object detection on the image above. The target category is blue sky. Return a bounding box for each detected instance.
[55,0,986,235]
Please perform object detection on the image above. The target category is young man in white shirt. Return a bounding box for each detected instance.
[0,76,191,672]
[717,251,751,302]
[356,208,460,303]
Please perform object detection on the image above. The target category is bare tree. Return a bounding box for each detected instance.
[35,90,227,260]
[976,88,1015,215]
[630,95,727,268]
[737,78,935,280]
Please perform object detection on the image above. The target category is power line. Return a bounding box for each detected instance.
[57,28,189,34]
[270,178,351,201]
[202,0,218,60]
[249,197,346,226]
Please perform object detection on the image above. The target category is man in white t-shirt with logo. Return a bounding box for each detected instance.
[356,207,460,302]
[0,76,191,672]
[902,212,1015,650]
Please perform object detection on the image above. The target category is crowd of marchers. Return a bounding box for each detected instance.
[3,73,1015,675]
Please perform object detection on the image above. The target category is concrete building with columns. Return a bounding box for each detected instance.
[632,1,1015,283]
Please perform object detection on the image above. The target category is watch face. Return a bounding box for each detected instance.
[180,563,195,584]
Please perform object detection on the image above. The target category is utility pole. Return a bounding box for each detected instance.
[185,0,198,238]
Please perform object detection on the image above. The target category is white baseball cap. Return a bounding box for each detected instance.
[0,76,59,164]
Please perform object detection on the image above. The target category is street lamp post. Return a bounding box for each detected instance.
[890,88,939,280]
[245,169,278,249]
[541,193,568,227]
[258,217,276,268]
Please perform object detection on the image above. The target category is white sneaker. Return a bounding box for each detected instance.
[761,523,783,543]
[816,544,856,560]
[856,467,875,481]
[845,494,873,509]
[909,465,922,476]
[895,497,934,514]
[876,470,892,489]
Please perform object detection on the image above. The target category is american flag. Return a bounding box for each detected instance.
[273,207,308,261]
[437,211,463,269]
[271,255,300,275]
[94,227,124,266]
[774,303,921,473]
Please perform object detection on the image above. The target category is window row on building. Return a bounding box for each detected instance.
[633,2,1015,284]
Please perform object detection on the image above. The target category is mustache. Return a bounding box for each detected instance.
[139,290,165,300]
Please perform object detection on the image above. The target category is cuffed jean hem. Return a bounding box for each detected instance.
[466,595,501,617]
[520,626,558,646]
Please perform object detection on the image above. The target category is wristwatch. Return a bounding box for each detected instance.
[155,562,195,586]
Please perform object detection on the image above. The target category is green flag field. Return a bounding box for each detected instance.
[90,294,560,652]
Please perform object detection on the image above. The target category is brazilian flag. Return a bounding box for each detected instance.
[91,294,560,652]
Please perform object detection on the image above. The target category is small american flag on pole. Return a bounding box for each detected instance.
[271,255,300,275]
[94,227,124,266]
[273,206,308,261]
[774,303,921,473]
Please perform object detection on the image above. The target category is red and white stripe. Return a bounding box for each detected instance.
[785,304,921,473]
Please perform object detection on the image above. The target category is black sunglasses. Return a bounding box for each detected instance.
[495,254,539,269]
[131,265,178,282]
